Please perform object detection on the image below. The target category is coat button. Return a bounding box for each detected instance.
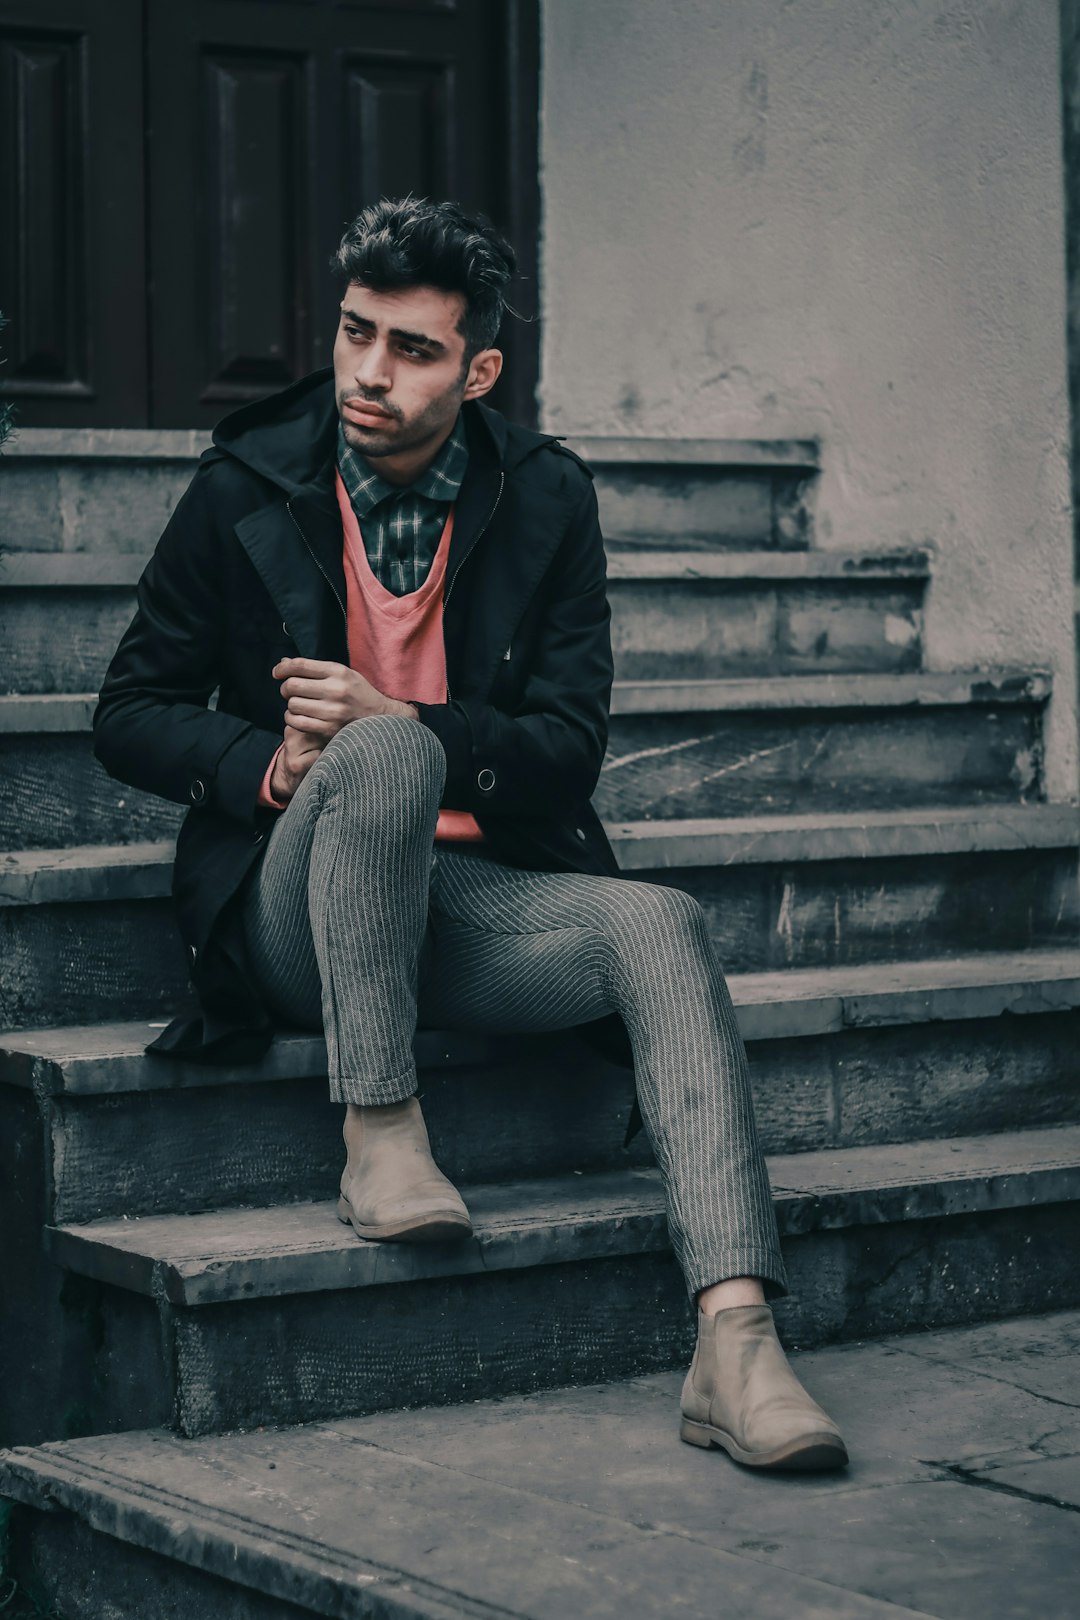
[189,778,207,804]
[253,830,265,845]
[576,827,587,840]
[189,944,198,962]
[477,768,496,793]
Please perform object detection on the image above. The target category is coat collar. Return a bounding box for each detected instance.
[221,373,570,659]
[213,367,560,491]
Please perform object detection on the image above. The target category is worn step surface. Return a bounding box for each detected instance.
[36,1126,1080,1434]
[5,1310,1077,1620]
[0,429,205,553]
[8,956,1080,1445]
[2,430,818,554]
[49,1127,1080,1306]
[0,696,183,847]
[599,669,1046,818]
[3,809,1077,1028]
[567,434,820,549]
[606,550,929,679]
[6,950,1080,1222]
[1,549,931,691]
[0,670,1050,847]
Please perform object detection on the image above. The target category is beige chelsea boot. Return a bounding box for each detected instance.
[681,1304,848,1470]
[337,1097,472,1243]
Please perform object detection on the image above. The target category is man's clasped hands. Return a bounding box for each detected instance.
[269,658,416,804]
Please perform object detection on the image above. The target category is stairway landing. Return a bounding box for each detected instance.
[3,1310,1078,1620]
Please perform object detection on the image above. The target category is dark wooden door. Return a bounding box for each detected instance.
[0,0,148,425]
[0,0,538,429]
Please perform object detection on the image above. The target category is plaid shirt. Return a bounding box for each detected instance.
[336,414,468,597]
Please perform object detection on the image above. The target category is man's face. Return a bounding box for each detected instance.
[333,283,487,473]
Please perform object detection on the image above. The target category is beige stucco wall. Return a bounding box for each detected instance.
[540,0,1078,799]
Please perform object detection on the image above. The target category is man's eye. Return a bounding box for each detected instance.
[399,345,428,360]
[345,325,369,341]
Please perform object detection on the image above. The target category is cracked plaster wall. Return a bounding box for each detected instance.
[540,0,1078,799]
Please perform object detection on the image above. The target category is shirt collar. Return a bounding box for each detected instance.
[336,413,468,517]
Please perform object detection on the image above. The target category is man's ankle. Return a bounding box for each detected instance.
[697,1276,767,1316]
[343,1097,417,1153]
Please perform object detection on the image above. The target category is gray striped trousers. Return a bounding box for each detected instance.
[241,715,787,1298]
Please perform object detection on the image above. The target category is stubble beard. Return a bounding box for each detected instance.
[338,374,466,462]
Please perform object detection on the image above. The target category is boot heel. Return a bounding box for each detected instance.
[336,1195,352,1225]
[680,1417,714,1449]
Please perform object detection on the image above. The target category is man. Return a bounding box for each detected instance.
[95,198,847,1472]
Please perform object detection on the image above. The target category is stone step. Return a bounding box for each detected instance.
[1,548,931,692]
[0,429,204,554]
[567,434,820,549]
[4,1310,1078,1620]
[33,1126,1080,1435]
[3,950,1079,1224]
[0,695,183,848]
[0,670,1050,848]
[601,668,1048,818]
[606,549,928,679]
[2,430,818,554]
[2,807,1077,1027]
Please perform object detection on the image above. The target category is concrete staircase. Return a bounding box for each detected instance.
[2,430,1080,1613]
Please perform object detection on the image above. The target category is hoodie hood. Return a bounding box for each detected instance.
[212,366,562,493]
[212,368,339,495]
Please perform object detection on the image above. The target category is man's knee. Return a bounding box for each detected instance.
[311,715,446,819]
[615,880,708,945]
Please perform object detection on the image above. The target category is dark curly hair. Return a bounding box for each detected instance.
[332,197,517,361]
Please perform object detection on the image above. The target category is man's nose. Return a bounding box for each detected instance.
[354,341,392,392]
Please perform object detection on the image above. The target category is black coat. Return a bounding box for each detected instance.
[94,369,621,1062]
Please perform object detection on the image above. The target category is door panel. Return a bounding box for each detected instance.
[344,56,453,204]
[146,0,536,428]
[0,0,146,426]
[0,0,537,428]
[201,47,311,397]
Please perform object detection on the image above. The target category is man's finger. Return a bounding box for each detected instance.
[272,657,342,681]
[279,676,341,700]
[285,712,339,736]
[286,697,339,719]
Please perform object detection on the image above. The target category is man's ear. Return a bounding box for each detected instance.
[462,348,503,402]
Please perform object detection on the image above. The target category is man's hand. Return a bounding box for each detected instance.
[269,721,323,805]
[273,658,416,740]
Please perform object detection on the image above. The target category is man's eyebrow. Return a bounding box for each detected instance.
[391,325,447,355]
[340,308,448,355]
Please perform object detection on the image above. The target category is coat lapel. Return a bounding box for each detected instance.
[444,454,586,698]
[233,488,348,665]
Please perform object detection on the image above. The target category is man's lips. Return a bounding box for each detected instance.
[343,398,395,424]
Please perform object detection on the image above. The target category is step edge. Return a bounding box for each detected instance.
[565,435,821,468]
[4,805,1077,905]
[610,804,1080,868]
[0,554,145,587]
[0,669,1054,735]
[0,1436,913,1620]
[3,547,933,588]
[606,548,932,580]
[608,669,1054,713]
[43,1128,1080,1306]
[0,1449,483,1620]
[6,952,1080,1093]
[7,428,821,469]
[5,428,211,460]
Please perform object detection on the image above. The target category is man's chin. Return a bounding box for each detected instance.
[339,418,397,456]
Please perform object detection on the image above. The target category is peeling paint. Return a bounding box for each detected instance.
[775,880,795,962]
[884,614,919,647]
